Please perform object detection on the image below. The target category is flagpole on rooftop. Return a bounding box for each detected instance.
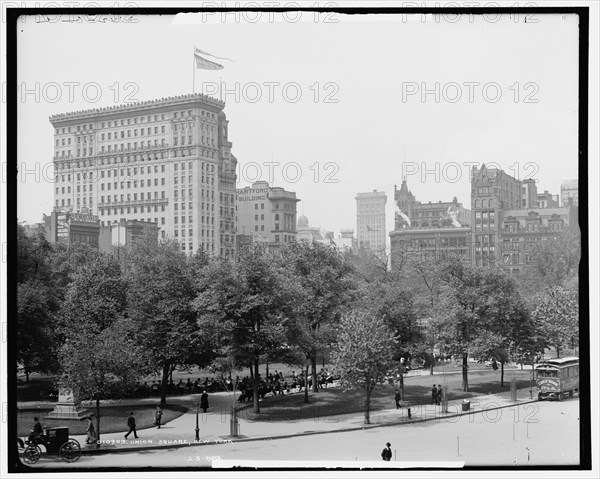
[192,45,196,93]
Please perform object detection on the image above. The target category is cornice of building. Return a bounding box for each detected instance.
[49,93,225,125]
[389,226,471,237]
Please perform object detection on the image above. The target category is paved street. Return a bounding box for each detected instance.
[27,398,579,469]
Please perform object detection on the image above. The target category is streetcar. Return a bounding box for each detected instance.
[535,357,579,401]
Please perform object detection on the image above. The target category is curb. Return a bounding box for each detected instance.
[78,397,542,456]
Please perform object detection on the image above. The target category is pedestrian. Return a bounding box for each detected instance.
[200,390,209,413]
[381,442,392,461]
[85,416,97,444]
[394,389,401,409]
[431,385,437,405]
[154,406,163,429]
[437,384,443,405]
[124,412,138,439]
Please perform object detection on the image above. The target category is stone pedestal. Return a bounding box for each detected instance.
[45,387,89,420]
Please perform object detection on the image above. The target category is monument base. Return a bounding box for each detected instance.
[45,402,90,420]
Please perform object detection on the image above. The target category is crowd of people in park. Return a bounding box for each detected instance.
[236,368,340,402]
[131,377,228,398]
[127,368,341,401]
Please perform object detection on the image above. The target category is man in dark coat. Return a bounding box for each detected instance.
[394,389,401,409]
[124,412,139,439]
[431,385,438,405]
[28,417,44,443]
[437,385,444,405]
[381,442,392,461]
[200,391,209,413]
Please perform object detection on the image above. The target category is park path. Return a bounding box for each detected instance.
[67,386,539,454]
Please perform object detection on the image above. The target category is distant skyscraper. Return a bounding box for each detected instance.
[236,181,299,248]
[560,179,579,207]
[355,190,387,256]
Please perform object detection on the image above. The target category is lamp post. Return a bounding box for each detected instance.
[195,401,200,442]
[226,377,239,437]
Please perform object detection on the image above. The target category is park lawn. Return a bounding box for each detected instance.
[16,404,187,437]
[238,369,533,422]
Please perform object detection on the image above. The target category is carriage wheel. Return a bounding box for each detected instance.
[558,392,563,402]
[22,445,41,464]
[59,439,81,463]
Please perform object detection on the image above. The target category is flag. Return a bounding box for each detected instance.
[194,46,235,62]
[194,52,223,70]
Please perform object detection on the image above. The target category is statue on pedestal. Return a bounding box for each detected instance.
[45,385,89,420]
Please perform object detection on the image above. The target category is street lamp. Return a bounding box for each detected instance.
[195,401,200,442]
[226,377,239,437]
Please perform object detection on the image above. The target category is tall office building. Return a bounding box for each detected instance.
[49,93,238,257]
[471,164,522,267]
[236,181,299,249]
[356,190,387,256]
[560,179,579,207]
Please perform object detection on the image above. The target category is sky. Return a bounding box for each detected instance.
[14,11,580,241]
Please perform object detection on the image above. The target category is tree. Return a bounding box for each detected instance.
[280,241,357,394]
[16,225,60,379]
[532,285,579,358]
[125,233,205,407]
[332,311,396,424]
[58,253,143,447]
[434,260,525,392]
[519,230,580,294]
[17,281,59,381]
[193,246,290,413]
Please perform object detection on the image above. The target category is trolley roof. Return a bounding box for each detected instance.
[536,357,579,368]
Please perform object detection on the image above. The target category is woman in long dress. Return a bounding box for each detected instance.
[85,416,97,444]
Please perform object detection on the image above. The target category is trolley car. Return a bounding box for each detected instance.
[535,357,579,401]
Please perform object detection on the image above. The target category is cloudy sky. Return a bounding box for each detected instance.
[15,10,580,241]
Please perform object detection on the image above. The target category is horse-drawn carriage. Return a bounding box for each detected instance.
[18,426,81,465]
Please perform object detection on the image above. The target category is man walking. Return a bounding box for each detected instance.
[381,442,392,461]
[124,412,138,439]
[431,385,437,405]
[437,384,443,406]
[200,391,209,413]
[154,406,163,429]
[394,389,401,409]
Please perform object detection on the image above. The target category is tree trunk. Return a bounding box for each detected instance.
[556,347,560,359]
[160,364,169,408]
[265,360,269,378]
[95,395,100,448]
[311,355,318,393]
[399,373,404,401]
[462,353,469,392]
[500,361,505,387]
[364,389,371,424]
[304,363,309,404]
[430,355,434,375]
[25,370,30,383]
[252,359,260,414]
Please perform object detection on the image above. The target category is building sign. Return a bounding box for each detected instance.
[237,187,269,202]
[56,212,70,243]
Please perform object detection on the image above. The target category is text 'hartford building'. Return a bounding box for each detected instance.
[50,93,238,257]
